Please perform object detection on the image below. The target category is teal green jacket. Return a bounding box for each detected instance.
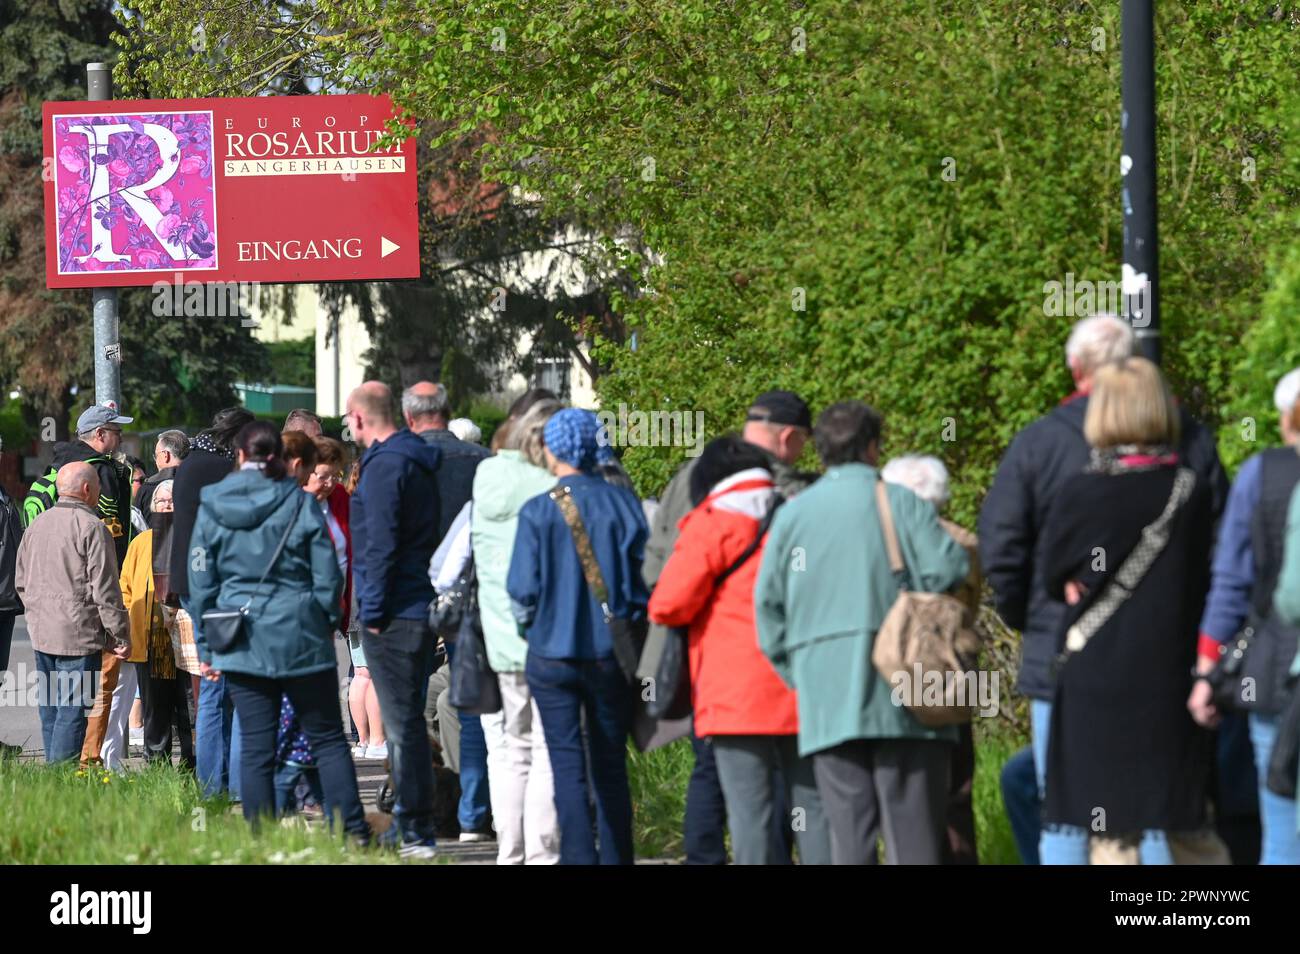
[189,470,342,678]
[755,463,970,756]
[1271,484,1300,678]
[471,450,559,672]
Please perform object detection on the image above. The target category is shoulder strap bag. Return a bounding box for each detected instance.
[1058,467,1195,664]
[551,484,646,683]
[202,491,302,654]
[872,480,983,727]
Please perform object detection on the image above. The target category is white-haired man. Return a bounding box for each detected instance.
[978,314,1228,865]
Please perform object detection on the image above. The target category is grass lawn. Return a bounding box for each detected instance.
[2,720,1029,864]
[0,760,398,865]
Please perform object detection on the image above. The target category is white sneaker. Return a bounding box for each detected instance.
[351,743,369,758]
[129,728,144,748]
[458,831,493,843]
[399,840,439,861]
[364,742,388,760]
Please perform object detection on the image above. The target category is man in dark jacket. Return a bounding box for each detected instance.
[0,479,22,757]
[136,428,188,517]
[401,380,493,837]
[169,406,252,798]
[29,404,135,567]
[978,315,1228,864]
[348,380,443,859]
[643,388,817,865]
[403,381,489,544]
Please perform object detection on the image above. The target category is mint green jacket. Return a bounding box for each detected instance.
[471,450,559,672]
[1271,484,1300,678]
[755,463,970,756]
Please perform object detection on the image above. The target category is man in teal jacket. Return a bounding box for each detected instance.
[755,401,969,864]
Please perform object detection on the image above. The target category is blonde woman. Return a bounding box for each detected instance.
[1037,357,1220,864]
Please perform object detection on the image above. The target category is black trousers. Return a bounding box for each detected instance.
[139,664,194,767]
[226,668,370,839]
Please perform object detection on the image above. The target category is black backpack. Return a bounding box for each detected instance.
[0,487,24,613]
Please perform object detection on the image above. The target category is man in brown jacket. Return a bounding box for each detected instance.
[15,462,130,763]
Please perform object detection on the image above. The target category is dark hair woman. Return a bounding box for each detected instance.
[170,406,255,800]
[188,421,369,842]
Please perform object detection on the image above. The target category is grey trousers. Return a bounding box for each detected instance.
[712,734,833,865]
[812,738,952,865]
[425,664,461,772]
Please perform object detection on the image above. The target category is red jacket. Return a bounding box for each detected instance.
[648,468,798,737]
[326,483,352,633]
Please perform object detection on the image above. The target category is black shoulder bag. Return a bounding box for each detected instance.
[201,492,301,654]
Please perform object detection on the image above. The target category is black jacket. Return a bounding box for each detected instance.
[1040,465,1215,831]
[0,486,22,613]
[136,465,178,518]
[977,395,1228,700]
[169,448,235,600]
[51,440,133,568]
[417,428,489,546]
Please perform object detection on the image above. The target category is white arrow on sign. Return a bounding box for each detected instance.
[380,236,400,258]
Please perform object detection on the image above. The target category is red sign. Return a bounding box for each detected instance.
[43,94,419,288]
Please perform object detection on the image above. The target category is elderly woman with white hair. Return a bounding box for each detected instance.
[116,478,194,768]
[1190,367,1300,865]
[882,454,982,864]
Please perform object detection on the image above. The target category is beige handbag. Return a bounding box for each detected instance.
[871,481,981,727]
[171,607,201,674]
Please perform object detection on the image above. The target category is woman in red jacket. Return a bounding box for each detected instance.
[649,435,830,865]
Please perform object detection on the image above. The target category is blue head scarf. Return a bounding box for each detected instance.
[543,408,609,472]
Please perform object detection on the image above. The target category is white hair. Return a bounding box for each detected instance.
[1274,368,1300,415]
[881,454,950,508]
[448,418,482,444]
[1064,314,1135,377]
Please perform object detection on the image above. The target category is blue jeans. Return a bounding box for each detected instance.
[34,650,100,763]
[195,673,242,799]
[186,598,241,799]
[684,728,729,864]
[1248,712,1300,864]
[1031,699,1172,864]
[444,640,491,832]
[527,653,634,865]
[1000,745,1040,865]
[362,618,439,844]
[226,668,368,838]
[275,762,325,815]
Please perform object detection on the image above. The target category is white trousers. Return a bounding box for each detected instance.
[482,671,559,865]
[100,661,139,772]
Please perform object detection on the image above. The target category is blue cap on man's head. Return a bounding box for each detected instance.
[76,402,133,435]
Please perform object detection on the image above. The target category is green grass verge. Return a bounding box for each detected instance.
[0,760,400,865]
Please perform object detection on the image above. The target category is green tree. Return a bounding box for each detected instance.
[116,1,1300,515]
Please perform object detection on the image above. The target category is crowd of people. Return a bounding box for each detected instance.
[0,312,1298,865]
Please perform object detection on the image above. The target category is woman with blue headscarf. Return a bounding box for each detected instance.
[506,408,649,864]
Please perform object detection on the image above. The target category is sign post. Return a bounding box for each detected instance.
[1121,0,1159,364]
[86,62,122,409]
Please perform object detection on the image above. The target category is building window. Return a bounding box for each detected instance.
[534,356,571,400]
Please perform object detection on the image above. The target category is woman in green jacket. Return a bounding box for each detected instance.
[755,401,968,864]
[470,397,565,864]
[190,421,367,842]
